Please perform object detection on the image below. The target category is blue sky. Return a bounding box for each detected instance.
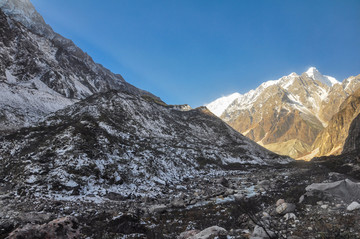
[32,0,360,107]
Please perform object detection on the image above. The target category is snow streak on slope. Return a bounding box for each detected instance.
[0,82,77,131]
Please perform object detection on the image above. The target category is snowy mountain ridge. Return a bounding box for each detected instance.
[207,67,360,158]
[205,92,241,117]
[207,67,338,118]
[305,66,339,87]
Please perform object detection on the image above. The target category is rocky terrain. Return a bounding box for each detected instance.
[0,90,290,202]
[2,159,360,238]
[1,0,360,238]
[207,69,360,159]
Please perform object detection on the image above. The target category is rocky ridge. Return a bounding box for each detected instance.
[308,86,360,158]
[207,69,360,158]
[0,1,157,132]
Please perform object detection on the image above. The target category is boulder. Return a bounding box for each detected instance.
[216,177,229,188]
[234,193,244,201]
[149,204,167,214]
[347,201,360,211]
[262,212,271,219]
[171,198,186,208]
[276,203,296,215]
[284,213,297,221]
[224,188,235,196]
[7,216,80,239]
[305,179,360,203]
[258,180,271,189]
[321,204,329,209]
[299,190,330,205]
[251,225,276,238]
[276,199,285,206]
[177,229,200,239]
[190,226,227,239]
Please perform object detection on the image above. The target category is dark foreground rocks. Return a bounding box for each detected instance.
[1,162,360,238]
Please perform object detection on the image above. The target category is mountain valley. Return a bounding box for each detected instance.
[0,0,360,238]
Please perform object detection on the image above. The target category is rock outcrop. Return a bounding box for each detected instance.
[310,87,360,157]
[343,113,360,154]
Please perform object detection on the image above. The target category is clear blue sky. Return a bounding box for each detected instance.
[31,0,360,107]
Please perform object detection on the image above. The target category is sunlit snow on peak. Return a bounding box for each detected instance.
[305,66,339,87]
[205,92,241,117]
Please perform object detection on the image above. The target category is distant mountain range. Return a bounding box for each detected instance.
[207,68,360,159]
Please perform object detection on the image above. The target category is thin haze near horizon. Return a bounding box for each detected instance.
[31,0,360,107]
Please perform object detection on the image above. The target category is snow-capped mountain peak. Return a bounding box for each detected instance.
[207,71,305,117]
[288,72,299,77]
[305,66,339,87]
[207,67,360,159]
[205,92,241,117]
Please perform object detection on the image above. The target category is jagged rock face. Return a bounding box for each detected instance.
[0,3,156,131]
[0,90,291,198]
[311,87,360,156]
[0,0,53,37]
[319,75,360,124]
[343,113,360,154]
[217,73,331,158]
[207,70,360,159]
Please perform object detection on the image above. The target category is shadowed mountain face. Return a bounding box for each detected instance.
[207,70,360,159]
[343,113,360,155]
[0,3,157,132]
[0,90,291,198]
[310,87,360,157]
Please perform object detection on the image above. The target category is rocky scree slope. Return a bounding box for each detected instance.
[0,1,157,132]
[0,90,291,200]
[207,68,360,159]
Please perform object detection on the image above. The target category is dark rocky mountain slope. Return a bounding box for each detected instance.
[343,112,360,155]
[0,1,157,132]
[0,90,291,200]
